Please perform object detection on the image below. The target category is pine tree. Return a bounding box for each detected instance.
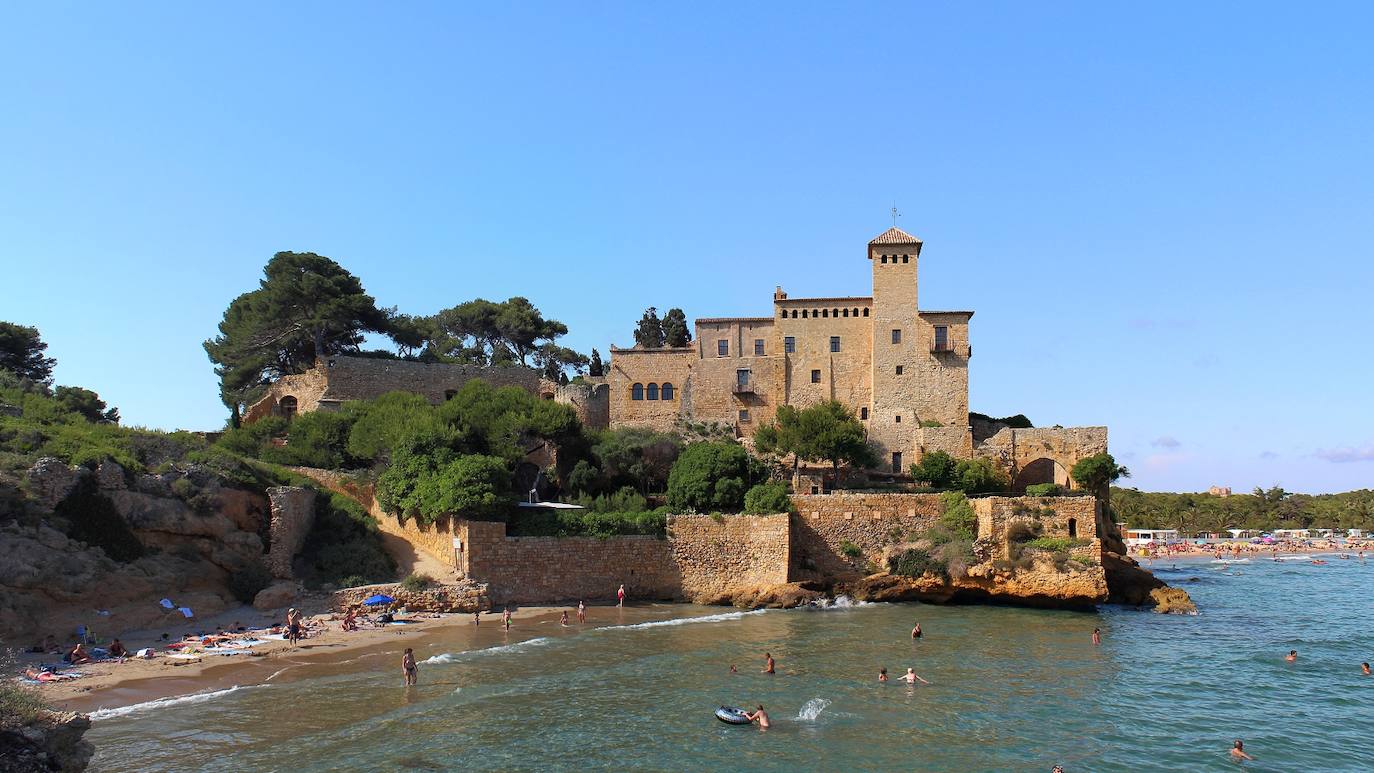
[662,308,691,347]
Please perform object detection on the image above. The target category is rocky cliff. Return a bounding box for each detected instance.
[0,711,93,773]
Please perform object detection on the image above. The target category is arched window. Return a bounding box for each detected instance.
[822,309,828,318]
[833,308,840,317]
[802,310,808,318]
[1068,518,1078,538]
[842,308,849,317]
[279,395,298,420]
[862,308,869,317]
[631,383,644,401]
[792,310,798,319]
[852,308,859,317]
[647,383,660,400]
[661,382,675,401]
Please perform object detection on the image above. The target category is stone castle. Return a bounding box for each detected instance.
[244,227,1104,488]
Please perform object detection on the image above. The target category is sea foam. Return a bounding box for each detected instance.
[598,609,770,632]
[88,685,259,721]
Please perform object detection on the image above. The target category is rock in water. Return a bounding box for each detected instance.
[1149,586,1197,615]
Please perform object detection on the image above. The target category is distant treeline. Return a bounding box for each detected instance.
[1111,486,1374,533]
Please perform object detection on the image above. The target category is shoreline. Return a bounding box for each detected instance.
[29,601,713,715]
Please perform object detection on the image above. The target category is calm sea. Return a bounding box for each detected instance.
[85,555,1374,772]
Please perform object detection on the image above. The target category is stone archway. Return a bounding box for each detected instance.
[1014,457,1069,490]
[278,395,298,421]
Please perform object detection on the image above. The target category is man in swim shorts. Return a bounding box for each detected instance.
[1285,650,1297,662]
[402,647,418,686]
[1093,628,1101,645]
[1230,739,1253,761]
[617,584,626,608]
[911,622,922,639]
[762,652,775,673]
[577,600,586,623]
[744,704,770,728]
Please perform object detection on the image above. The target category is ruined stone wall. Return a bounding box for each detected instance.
[243,367,329,424]
[973,496,1101,561]
[607,347,695,431]
[790,492,945,580]
[554,379,610,430]
[266,486,316,579]
[975,426,1109,490]
[668,514,791,601]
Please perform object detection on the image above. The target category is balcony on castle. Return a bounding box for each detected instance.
[732,382,756,395]
[931,341,957,353]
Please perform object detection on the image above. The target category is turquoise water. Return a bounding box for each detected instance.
[86,556,1374,771]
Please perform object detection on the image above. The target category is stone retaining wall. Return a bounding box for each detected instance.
[668,514,791,601]
[331,579,490,613]
[266,487,316,579]
[790,492,945,580]
[973,496,1102,561]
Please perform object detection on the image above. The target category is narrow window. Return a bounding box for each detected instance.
[895,414,901,423]
[736,369,751,389]
[1068,518,1078,538]
[279,395,298,420]
[792,310,798,319]
[902,255,909,264]
[718,339,729,357]
[891,329,901,344]
[830,336,840,353]
[754,339,765,356]
[934,326,949,352]
[661,382,675,401]
[852,308,859,317]
[739,409,751,422]
[895,365,903,375]
[784,336,795,353]
[822,309,828,318]
[860,407,868,420]
[832,308,839,318]
[810,369,821,383]
[647,383,659,400]
[862,308,869,317]
[891,452,903,473]
[802,310,808,319]
[842,308,849,318]
[631,383,644,400]
[881,255,888,264]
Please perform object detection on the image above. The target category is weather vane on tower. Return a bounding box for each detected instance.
[891,204,900,228]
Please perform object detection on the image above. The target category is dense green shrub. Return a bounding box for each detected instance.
[1024,537,1090,552]
[910,450,957,488]
[954,457,1009,494]
[297,490,395,588]
[1006,519,1045,543]
[889,547,947,579]
[1071,453,1129,492]
[1025,483,1061,497]
[228,562,272,603]
[401,573,433,592]
[345,391,438,462]
[743,481,792,514]
[506,507,669,538]
[839,540,863,558]
[54,478,144,562]
[666,441,764,513]
[570,486,648,514]
[261,410,356,468]
[938,491,977,540]
[216,416,287,457]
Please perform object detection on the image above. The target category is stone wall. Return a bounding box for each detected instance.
[790,492,945,580]
[973,495,1102,561]
[331,579,489,613]
[266,487,316,579]
[974,426,1109,490]
[917,425,973,460]
[244,356,541,424]
[668,514,791,601]
[553,379,610,430]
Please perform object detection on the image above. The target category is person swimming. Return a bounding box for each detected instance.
[1230,739,1253,761]
[729,664,738,674]
[1362,662,1370,675]
[878,667,889,682]
[744,704,770,728]
[1285,650,1297,662]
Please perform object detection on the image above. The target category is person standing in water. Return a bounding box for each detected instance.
[911,622,922,639]
[1093,628,1102,645]
[1230,740,1253,761]
[401,648,418,686]
[473,610,480,626]
[502,607,511,630]
[577,600,586,624]
[560,610,570,627]
[744,705,770,728]
[762,652,775,674]
[900,667,929,684]
[617,584,626,608]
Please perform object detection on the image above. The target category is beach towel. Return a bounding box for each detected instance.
[160,598,175,609]
[135,648,155,658]
[165,653,202,660]
[179,607,194,618]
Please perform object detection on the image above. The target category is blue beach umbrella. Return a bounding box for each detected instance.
[363,594,395,606]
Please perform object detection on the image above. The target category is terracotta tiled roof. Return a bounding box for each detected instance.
[869,227,922,245]
[696,317,774,324]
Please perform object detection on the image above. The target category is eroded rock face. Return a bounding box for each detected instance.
[846,556,1109,610]
[1149,586,1197,615]
[331,580,490,614]
[25,457,80,510]
[0,711,94,773]
[266,487,316,580]
[253,581,300,611]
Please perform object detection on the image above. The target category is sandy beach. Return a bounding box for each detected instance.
[21,601,591,714]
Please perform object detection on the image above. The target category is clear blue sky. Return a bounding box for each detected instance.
[4,3,1372,494]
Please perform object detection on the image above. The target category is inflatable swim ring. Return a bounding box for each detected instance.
[716,705,751,725]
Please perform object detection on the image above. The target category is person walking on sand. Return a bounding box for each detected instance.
[911,622,922,640]
[287,609,302,646]
[762,652,775,674]
[900,667,929,685]
[402,648,418,686]
[1230,739,1253,761]
[744,704,770,729]
[502,607,511,631]
[1093,628,1102,646]
[577,600,586,624]
[617,584,626,608]
[1285,650,1297,662]
[473,610,480,626]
